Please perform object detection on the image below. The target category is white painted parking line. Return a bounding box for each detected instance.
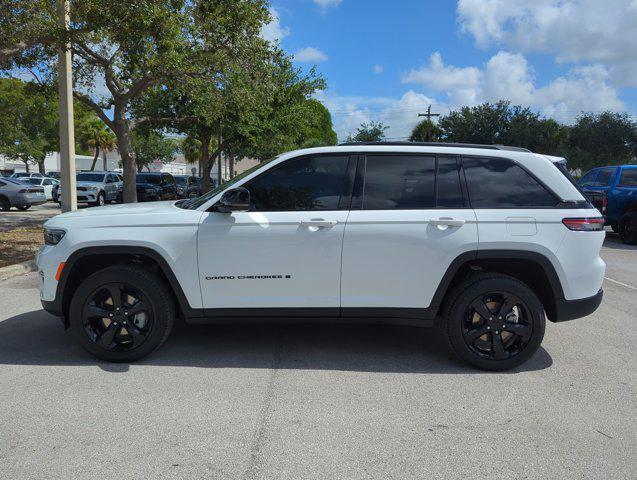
[604,276,637,291]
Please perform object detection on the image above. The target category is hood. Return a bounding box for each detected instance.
[59,181,103,189]
[136,182,161,188]
[47,200,179,223]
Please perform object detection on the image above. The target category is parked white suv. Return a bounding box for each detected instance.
[37,143,605,370]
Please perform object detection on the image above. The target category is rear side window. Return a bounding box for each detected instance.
[593,168,615,186]
[619,168,637,187]
[363,155,435,209]
[248,155,350,211]
[463,157,557,208]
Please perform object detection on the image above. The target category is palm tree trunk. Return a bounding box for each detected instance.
[90,146,100,171]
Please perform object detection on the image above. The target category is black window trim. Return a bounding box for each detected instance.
[460,154,563,209]
[351,152,469,211]
[242,152,356,212]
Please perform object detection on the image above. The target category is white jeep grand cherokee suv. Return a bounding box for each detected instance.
[37,143,605,370]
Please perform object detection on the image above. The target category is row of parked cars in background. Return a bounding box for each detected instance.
[0,170,205,210]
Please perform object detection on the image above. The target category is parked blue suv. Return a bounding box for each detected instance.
[579,165,637,244]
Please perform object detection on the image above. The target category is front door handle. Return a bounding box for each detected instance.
[430,217,466,228]
[301,220,338,228]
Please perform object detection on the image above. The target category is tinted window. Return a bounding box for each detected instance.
[43,179,53,185]
[174,176,187,185]
[592,168,614,186]
[578,170,598,186]
[363,155,435,210]
[463,157,557,208]
[76,173,105,182]
[26,178,41,185]
[437,157,464,208]
[619,168,637,187]
[163,174,175,184]
[248,155,350,211]
[137,175,161,185]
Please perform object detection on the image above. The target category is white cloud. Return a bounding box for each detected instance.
[260,7,290,43]
[402,52,483,105]
[373,64,384,75]
[457,0,637,86]
[313,0,342,8]
[402,51,626,123]
[315,90,446,141]
[294,47,328,63]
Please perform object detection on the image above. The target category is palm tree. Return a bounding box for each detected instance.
[81,119,116,170]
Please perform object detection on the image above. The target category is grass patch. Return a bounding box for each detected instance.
[0,226,43,268]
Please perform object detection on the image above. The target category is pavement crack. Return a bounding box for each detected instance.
[242,327,285,480]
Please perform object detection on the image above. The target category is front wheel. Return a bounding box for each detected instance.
[69,265,175,362]
[16,205,31,211]
[93,192,105,207]
[444,273,546,371]
[618,212,637,245]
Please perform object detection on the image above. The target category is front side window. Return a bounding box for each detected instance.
[362,155,435,210]
[247,155,350,211]
[619,168,637,187]
[578,170,598,187]
[463,157,557,208]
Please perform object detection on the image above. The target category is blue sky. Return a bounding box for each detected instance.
[263,0,637,141]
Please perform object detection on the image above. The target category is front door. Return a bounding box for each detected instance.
[341,154,478,314]
[197,154,355,314]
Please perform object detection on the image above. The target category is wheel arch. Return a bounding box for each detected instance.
[56,246,202,326]
[432,250,565,322]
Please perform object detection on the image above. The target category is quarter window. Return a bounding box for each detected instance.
[247,155,351,211]
[619,168,637,187]
[463,157,557,208]
[362,155,435,210]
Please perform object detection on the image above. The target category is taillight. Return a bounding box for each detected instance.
[562,217,605,231]
[18,188,27,193]
[601,192,607,214]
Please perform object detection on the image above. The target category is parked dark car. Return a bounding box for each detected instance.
[579,165,637,244]
[135,172,178,202]
[173,175,202,198]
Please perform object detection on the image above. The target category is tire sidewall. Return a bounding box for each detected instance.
[446,276,546,371]
[69,266,173,362]
[619,212,637,245]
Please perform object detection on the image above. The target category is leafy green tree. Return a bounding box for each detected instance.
[0,78,99,173]
[409,119,442,142]
[131,129,178,172]
[78,117,117,171]
[346,121,388,142]
[567,112,636,171]
[1,0,271,202]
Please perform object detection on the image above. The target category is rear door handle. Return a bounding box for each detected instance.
[430,217,466,228]
[301,220,338,228]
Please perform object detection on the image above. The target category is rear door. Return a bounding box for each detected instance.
[197,153,355,313]
[341,153,478,316]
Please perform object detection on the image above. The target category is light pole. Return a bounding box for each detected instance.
[57,0,77,212]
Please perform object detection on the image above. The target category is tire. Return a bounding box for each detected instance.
[93,192,106,207]
[0,196,11,211]
[69,265,175,362]
[618,212,637,245]
[443,273,546,371]
[16,205,31,211]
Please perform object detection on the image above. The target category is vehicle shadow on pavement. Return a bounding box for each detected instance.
[603,233,637,250]
[0,309,553,374]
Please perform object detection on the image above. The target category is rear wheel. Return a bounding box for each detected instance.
[444,273,546,371]
[69,265,175,362]
[16,205,30,211]
[0,196,10,211]
[618,212,637,245]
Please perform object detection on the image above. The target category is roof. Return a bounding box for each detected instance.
[337,141,531,152]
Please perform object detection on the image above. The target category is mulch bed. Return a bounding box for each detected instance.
[0,226,43,268]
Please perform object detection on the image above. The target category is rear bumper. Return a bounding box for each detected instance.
[552,289,603,322]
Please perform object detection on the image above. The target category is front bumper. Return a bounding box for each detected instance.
[553,289,603,322]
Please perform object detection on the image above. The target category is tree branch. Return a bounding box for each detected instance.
[73,92,115,130]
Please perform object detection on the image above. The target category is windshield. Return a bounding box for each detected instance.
[178,157,277,210]
[76,173,105,182]
[137,175,162,185]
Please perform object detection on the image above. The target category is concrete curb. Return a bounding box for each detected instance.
[0,259,37,282]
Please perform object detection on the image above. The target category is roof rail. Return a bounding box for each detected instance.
[337,141,531,152]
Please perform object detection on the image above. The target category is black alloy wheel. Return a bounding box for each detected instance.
[462,292,532,361]
[445,273,545,371]
[618,212,637,245]
[70,265,175,362]
[81,283,154,352]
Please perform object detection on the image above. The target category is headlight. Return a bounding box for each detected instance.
[44,229,66,245]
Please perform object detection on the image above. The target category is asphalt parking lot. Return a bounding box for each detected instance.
[0,234,635,479]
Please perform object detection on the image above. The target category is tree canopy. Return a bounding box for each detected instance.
[347,121,388,143]
[409,119,442,142]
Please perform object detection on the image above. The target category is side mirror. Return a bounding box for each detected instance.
[215,187,250,213]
